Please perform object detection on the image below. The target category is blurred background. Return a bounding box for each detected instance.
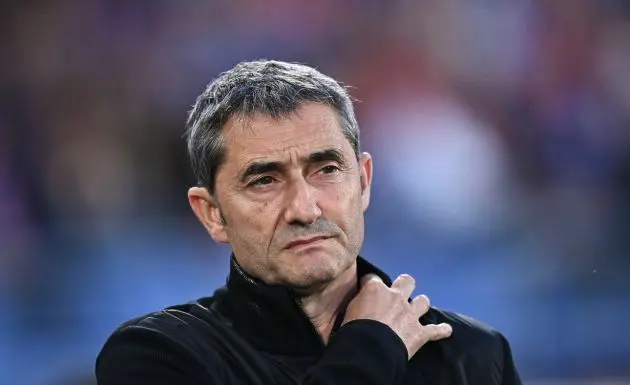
[1,0,629,384]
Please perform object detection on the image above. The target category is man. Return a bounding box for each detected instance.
[95,60,522,384]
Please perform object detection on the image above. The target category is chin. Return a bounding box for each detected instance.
[290,263,337,285]
[286,273,336,294]
[280,250,353,289]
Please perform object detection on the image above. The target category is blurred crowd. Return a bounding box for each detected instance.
[1,1,629,384]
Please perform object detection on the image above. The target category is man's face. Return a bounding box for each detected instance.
[190,102,372,291]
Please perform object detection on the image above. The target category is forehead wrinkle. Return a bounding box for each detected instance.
[221,103,350,176]
[250,142,346,169]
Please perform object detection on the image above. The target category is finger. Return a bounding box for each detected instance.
[422,323,453,342]
[360,273,383,288]
[391,274,416,299]
[410,294,431,316]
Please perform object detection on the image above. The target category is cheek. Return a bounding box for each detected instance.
[320,185,363,225]
[231,200,279,243]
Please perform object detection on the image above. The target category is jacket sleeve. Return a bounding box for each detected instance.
[302,319,408,385]
[95,319,408,385]
[499,333,523,385]
[95,325,225,385]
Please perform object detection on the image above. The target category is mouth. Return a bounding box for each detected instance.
[285,235,333,250]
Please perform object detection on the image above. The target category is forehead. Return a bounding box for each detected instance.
[221,103,352,164]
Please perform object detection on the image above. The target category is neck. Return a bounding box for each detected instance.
[298,262,358,344]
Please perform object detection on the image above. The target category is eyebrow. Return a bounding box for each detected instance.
[308,149,346,166]
[239,161,284,184]
[238,148,347,184]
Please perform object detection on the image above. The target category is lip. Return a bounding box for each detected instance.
[285,235,332,250]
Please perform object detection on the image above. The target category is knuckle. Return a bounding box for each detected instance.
[413,294,430,309]
[387,289,402,302]
[364,280,382,292]
[420,325,435,338]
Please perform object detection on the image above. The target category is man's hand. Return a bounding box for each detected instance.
[342,274,452,360]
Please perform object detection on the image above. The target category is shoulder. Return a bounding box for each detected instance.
[108,296,221,338]
[416,308,522,384]
[103,294,221,342]
[428,307,508,350]
[95,294,229,382]
[424,307,517,371]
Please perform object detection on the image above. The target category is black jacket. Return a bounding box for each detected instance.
[95,256,522,384]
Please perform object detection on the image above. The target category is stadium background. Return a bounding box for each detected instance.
[1,1,629,384]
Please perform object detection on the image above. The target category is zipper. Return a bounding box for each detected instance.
[292,295,328,349]
[233,259,259,286]
[234,257,334,349]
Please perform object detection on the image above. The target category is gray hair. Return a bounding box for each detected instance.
[184,60,360,193]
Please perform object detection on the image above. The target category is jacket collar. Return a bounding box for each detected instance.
[220,253,392,356]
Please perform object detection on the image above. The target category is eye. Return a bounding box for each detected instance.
[250,176,275,187]
[319,165,340,174]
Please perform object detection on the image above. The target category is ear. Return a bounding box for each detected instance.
[188,187,229,244]
[359,152,373,212]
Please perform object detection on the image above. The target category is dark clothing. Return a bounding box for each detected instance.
[95,256,522,384]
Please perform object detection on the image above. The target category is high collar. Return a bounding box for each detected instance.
[219,254,393,356]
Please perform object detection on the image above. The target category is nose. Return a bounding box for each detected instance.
[283,178,322,226]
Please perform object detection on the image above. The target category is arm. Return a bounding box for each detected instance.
[95,320,408,385]
[95,325,224,385]
[303,319,408,385]
[96,271,446,385]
